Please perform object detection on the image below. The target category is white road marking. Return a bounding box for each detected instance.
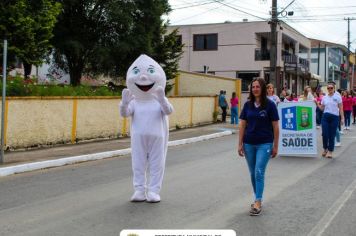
[307,178,356,236]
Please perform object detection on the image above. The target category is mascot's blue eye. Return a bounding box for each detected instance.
[148,68,155,74]
[133,68,140,74]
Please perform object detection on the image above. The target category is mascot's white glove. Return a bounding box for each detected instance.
[121,89,134,106]
[155,86,166,104]
[119,88,134,117]
[154,86,173,115]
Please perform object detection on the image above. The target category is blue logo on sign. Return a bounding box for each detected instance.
[282,107,297,131]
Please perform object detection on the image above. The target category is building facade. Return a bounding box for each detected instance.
[168,20,311,95]
[309,39,350,90]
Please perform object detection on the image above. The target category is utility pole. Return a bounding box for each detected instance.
[345,17,355,90]
[317,43,320,75]
[353,49,356,91]
[270,0,278,90]
[269,0,295,93]
[1,39,7,164]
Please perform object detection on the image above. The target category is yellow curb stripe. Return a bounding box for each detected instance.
[122,117,127,136]
[190,97,194,126]
[4,100,9,146]
[174,75,180,96]
[235,79,242,115]
[71,99,78,144]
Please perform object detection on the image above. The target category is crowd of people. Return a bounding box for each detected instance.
[218,80,356,216]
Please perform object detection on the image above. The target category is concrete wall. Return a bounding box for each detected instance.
[168,71,242,115]
[169,70,241,108]
[0,96,216,149]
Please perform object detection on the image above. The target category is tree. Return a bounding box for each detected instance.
[154,27,184,82]
[117,0,183,81]
[52,0,183,86]
[0,0,61,78]
[52,0,135,86]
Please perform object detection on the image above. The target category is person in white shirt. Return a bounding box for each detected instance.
[266,83,280,106]
[315,82,344,158]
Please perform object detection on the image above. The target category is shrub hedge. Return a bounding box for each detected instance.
[0,76,123,96]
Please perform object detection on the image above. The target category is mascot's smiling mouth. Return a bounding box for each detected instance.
[135,83,155,92]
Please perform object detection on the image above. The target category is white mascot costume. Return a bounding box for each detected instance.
[120,54,173,203]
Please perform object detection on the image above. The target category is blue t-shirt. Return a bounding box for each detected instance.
[219,94,227,107]
[239,99,279,144]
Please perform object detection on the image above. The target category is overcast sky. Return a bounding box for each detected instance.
[167,0,356,51]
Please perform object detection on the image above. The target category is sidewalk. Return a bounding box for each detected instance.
[0,122,238,176]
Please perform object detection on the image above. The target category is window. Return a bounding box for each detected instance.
[236,72,260,92]
[193,34,218,51]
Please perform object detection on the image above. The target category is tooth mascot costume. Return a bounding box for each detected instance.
[120,54,173,203]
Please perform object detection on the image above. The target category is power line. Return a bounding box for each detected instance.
[212,0,268,21]
[290,12,356,18]
[172,0,222,10]
[172,0,238,23]
[292,6,356,11]
[226,2,270,16]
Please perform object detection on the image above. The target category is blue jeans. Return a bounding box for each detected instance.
[243,143,273,201]
[335,126,340,143]
[321,113,339,152]
[231,107,238,124]
[344,110,351,127]
[316,107,323,126]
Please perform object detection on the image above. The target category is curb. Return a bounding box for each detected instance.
[0,130,233,177]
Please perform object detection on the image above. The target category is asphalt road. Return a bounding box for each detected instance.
[0,133,356,236]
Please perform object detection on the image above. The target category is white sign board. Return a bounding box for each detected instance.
[278,101,317,155]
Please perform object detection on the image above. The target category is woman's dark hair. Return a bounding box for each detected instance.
[249,77,267,108]
[232,92,236,98]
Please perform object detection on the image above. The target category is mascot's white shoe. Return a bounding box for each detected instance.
[130,191,146,202]
[146,192,161,203]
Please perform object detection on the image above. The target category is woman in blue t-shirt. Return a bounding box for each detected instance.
[238,78,280,216]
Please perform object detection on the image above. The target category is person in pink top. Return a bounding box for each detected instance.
[353,92,356,124]
[342,90,353,130]
[230,92,239,125]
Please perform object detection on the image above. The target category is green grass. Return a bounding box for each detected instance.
[0,76,123,97]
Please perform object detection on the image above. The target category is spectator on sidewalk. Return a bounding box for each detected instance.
[219,90,229,122]
[238,78,279,216]
[230,92,239,125]
[315,82,344,158]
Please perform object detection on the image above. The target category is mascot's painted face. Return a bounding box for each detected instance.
[126,54,166,99]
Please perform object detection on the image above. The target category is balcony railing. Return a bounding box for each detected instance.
[282,50,298,63]
[255,48,270,61]
[299,57,310,69]
[282,50,310,71]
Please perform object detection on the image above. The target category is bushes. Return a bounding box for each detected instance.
[0,76,123,96]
